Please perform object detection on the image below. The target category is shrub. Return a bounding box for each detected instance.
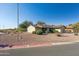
[16,28,26,32]
[36,29,43,35]
[74,33,78,36]
[56,33,62,37]
[50,29,59,33]
[32,31,36,34]
[53,29,59,33]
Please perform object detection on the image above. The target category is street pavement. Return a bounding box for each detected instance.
[0,42,79,56]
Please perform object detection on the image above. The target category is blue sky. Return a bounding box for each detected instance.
[0,3,17,29]
[0,3,79,29]
[19,3,79,25]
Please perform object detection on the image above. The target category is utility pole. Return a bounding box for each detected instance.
[17,3,22,40]
[17,3,20,40]
[17,3,19,29]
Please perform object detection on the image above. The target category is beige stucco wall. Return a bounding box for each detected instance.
[27,25,36,33]
[65,29,74,32]
[55,29,61,32]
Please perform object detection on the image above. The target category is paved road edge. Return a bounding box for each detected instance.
[0,40,79,50]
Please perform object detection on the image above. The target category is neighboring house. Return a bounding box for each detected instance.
[27,24,52,33]
[27,24,65,33]
[27,25,36,33]
[35,24,54,34]
[65,26,74,33]
[53,25,66,33]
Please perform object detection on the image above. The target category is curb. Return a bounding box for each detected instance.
[52,40,79,45]
[0,40,79,50]
[26,40,79,48]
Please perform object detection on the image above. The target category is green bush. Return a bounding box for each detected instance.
[53,29,59,33]
[32,31,36,34]
[36,29,43,35]
[56,33,62,37]
[16,28,26,32]
[50,29,59,33]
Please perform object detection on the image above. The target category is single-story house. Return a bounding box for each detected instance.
[53,25,66,33]
[27,24,66,33]
[65,26,74,33]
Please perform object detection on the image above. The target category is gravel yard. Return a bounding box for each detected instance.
[0,32,79,46]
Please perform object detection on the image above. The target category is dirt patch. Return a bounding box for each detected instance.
[0,32,79,46]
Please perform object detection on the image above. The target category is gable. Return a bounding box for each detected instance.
[27,25,36,33]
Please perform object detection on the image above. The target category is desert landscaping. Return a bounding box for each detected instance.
[0,32,79,48]
[0,20,79,48]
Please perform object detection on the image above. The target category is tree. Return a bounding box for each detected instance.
[36,21,46,25]
[72,22,79,33]
[69,24,73,26]
[18,20,33,32]
[19,21,33,28]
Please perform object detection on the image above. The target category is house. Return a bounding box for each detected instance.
[35,24,54,33]
[27,24,65,33]
[27,24,51,33]
[27,25,36,33]
[53,25,66,33]
[65,26,74,33]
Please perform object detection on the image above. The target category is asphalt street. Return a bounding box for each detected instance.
[1,43,79,56]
